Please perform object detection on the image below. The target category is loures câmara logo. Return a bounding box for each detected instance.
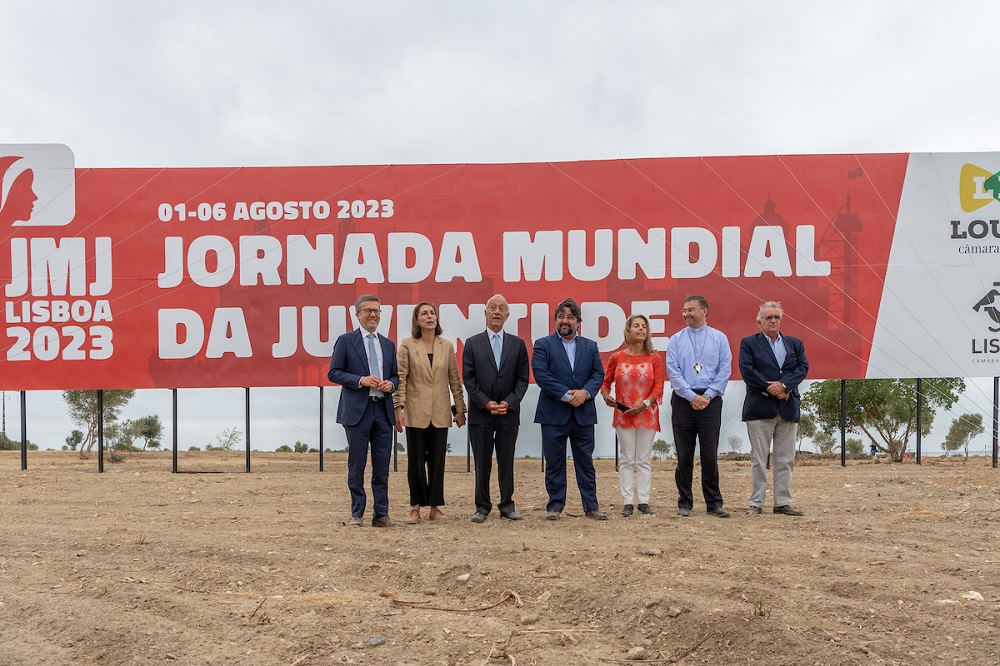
[960,163,1000,213]
[952,163,1000,241]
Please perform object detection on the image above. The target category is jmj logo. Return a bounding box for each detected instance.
[0,144,75,227]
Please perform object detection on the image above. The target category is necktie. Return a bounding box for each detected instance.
[491,333,502,369]
[367,334,383,397]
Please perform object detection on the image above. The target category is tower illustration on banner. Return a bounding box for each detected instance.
[748,169,865,355]
[817,169,865,343]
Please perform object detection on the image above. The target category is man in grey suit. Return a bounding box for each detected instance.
[463,294,529,523]
[739,301,809,517]
[328,294,400,527]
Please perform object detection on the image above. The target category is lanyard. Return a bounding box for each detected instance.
[687,327,708,374]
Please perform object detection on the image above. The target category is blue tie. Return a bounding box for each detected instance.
[491,333,502,369]
[367,334,383,397]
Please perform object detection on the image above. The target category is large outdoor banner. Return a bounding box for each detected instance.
[0,144,997,390]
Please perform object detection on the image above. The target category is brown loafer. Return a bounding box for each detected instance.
[404,508,420,524]
[428,507,445,521]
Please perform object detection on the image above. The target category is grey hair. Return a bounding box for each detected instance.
[485,294,509,311]
[354,294,380,312]
[756,301,784,322]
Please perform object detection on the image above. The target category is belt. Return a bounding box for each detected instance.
[369,395,384,401]
[692,388,708,395]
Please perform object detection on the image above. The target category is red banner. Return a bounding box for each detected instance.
[0,148,909,389]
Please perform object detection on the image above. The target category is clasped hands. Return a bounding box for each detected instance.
[690,394,712,410]
[766,381,790,400]
[484,400,510,416]
[601,392,648,416]
[361,374,395,393]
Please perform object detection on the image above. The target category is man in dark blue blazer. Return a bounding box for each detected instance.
[463,294,530,523]
[532,298,608,521]
[739,301,809,517]
[328,295,400,527]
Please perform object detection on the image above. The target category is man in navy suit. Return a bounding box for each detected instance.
[328,294,400,527]
[739,301,809,517]
[532,297,608,521]
[463,294,530,523]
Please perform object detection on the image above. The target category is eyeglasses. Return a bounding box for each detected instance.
[555,313,578,322]
[359,307,381,316]
[762,315,782,321]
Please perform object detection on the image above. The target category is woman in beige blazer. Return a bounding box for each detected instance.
[394,302,467,523]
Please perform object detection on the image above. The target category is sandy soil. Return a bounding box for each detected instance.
[1,451,999,666]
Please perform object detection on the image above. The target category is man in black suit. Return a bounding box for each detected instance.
[739,301,809,517]
[328,294,400,527]
[463,294,530,523]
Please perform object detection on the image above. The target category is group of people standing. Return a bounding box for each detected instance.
[327,293,809,527]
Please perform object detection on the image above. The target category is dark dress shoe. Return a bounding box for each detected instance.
[348,516,363,527]
[501,511,523,521]
[747,506,762,516]
[371,515,398,527]
[773,505,804,516]
[707,507,731,518]
[621,504,634,517]
[470,511,488,524]
[585,510,609,521]
[677,507,692,517]
[637,503,654,515]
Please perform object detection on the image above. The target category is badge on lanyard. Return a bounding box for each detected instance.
[694,362,703,374]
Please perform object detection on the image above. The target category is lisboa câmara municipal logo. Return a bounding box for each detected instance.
[974,282,1000,332]
[0,143,76,227]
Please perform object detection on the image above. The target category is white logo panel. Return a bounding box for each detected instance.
[0,144,76,227]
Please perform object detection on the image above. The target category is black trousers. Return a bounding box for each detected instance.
[469,421,518,515]
[671,392,724,511]
[405,426,448,507]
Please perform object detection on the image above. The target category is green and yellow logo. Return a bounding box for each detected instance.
[961,163,1000,212]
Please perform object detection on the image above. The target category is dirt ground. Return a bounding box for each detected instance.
[1,451,999,666]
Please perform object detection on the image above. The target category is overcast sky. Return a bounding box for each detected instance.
[3,1,999,457]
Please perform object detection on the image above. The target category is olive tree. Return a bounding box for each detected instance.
[803,379,964,462]
[943,413,985,461]
[63,390,136,459]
